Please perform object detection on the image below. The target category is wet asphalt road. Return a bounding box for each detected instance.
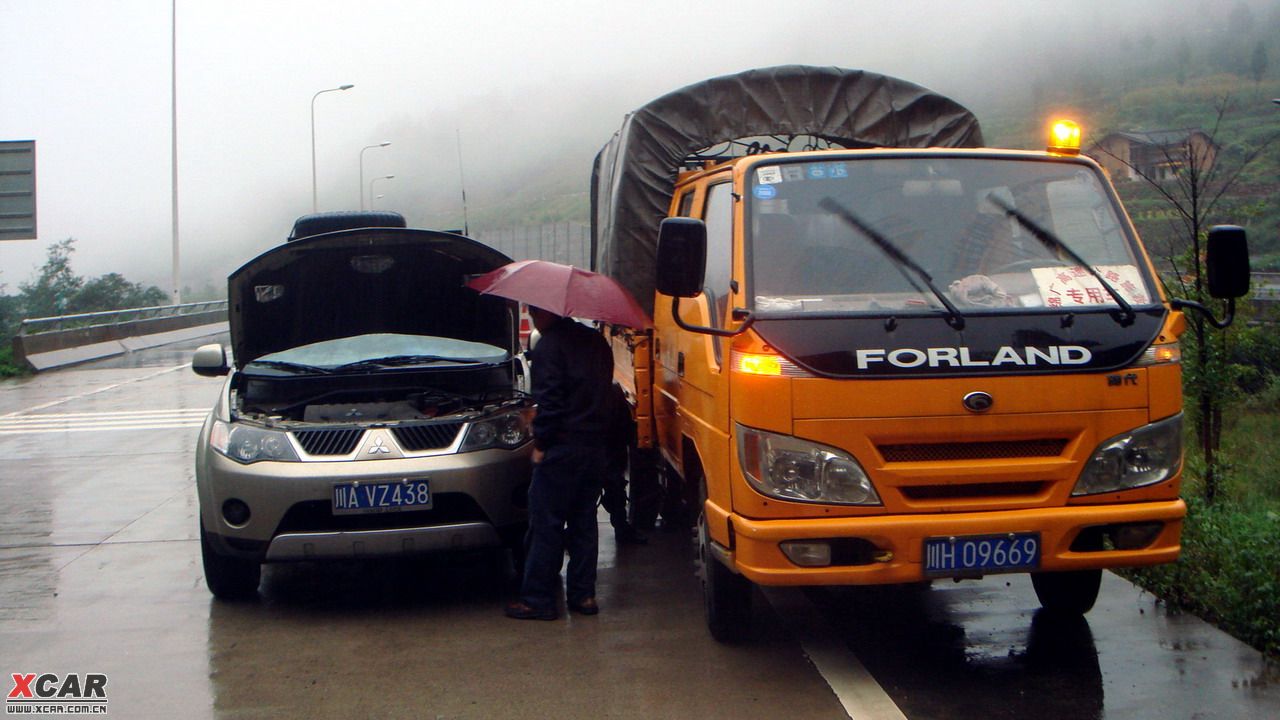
[1,337,1276,719]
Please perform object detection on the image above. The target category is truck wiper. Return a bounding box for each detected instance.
[818,197,965,330]
[984,194,1136,326]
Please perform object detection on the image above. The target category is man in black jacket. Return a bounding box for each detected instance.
[505,307,613,620]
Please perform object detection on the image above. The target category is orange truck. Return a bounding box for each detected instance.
[591,66,1250,641]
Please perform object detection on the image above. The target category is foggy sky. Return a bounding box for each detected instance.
[0,0,1268,297]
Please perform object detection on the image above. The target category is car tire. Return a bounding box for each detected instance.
[200,522,261,600]
[697,479,751,642]
[1030,569,1101,615]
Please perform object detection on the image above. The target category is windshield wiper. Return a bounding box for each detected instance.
[245,359,332,375]
[984,194,1135,326]
[818,197,966,330]
[333,354,488,371]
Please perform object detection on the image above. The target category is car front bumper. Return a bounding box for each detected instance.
[197,440,532,562]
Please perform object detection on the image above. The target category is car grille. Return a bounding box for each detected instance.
[878,439,1068,462]
[293,428,364,456]
[391,422,465,451]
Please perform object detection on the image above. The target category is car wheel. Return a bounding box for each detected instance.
[1030,569,1101,615]
[698,484,751,642]
[200,521,261,600]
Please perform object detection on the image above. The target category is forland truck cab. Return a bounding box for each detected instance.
[592,66,1250,641]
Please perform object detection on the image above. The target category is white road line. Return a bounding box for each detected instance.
[3,409,208,420]
[762,587,908,720]
[0,408,207,434]
[1,363,192,417]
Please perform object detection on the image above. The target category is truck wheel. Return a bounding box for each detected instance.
[1030,569,1101,615]
[628,447,662,531]
[699,503,752,642]
[200,522,261,600]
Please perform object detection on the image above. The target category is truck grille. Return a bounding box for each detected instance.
[293,428,364,456]
[392,422,464,451]
[878,439,1067,462]
[900,481,1047,500]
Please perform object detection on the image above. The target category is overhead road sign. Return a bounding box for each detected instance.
[0,140,36,240]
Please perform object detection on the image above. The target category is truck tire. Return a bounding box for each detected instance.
[628,447,662,531]
[200,522,261,600]
[698,481,752,642]
[1030,569,1101,615]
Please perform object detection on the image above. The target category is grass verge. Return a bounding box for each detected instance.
[1122,412,1280,658]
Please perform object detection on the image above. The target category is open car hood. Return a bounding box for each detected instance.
[228,228,517,370]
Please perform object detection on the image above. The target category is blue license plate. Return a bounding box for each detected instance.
[924,533,1040,576]
[332,479,431,515]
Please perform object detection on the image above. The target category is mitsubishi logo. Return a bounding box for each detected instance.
[368,436,392,454]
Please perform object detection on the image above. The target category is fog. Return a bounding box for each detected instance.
[0,0,1270,298]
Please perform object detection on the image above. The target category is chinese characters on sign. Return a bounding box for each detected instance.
[1031,265,1149,308]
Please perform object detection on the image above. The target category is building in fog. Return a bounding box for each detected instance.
[1086,129,1217,182]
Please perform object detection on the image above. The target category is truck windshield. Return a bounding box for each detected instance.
[747,157,1156,316]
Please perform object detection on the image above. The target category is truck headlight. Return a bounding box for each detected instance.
[737,424,881,505]
[1073,414,1182,495]
[460,407,534,452]
[210,420,300,463]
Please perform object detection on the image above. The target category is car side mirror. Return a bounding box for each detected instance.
[655,218,707,298]
[192,344,230,377]
[1206,225,1250,299]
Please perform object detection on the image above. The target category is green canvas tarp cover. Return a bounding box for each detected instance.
[590,65,984,315]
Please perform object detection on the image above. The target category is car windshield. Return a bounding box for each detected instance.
[247,333,508,373]
[747,156,1157,316]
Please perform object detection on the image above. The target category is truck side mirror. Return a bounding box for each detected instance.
[1206,225,1250,299]
[192,344,230,377]
[656,218,707,298]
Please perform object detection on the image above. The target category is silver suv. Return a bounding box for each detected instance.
[193,212,532,599]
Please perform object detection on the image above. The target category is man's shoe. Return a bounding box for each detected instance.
[568,598,599,615]
[504,601,557,620]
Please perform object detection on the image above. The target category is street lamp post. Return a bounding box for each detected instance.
[359,141,391,210]
[310,84,354,212]
[369,175,394,210]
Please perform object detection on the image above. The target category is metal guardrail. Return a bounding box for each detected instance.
[18,300,229,336]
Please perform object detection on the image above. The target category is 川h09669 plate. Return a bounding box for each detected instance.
[924,532,1040,576]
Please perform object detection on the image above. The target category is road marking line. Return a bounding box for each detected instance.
[0,420,203,430]
[2,409,208,419]
[762,587,908,720]
[0,407,207,434]
[1,363,191,417]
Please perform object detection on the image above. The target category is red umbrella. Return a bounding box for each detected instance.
[466,260,652,329]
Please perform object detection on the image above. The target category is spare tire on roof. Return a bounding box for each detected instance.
[288,211,407,241]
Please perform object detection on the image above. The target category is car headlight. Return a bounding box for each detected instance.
[737,424,881,505]
[1073,414,1182,495]
[209,419,300,463]
[459,407,534,452]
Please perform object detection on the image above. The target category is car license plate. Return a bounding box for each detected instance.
[924,533,1040,576]
[332,479,431,515]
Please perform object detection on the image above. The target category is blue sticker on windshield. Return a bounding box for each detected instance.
[808,165,827,180]
[829,163,848,178]
[754,184,777,199]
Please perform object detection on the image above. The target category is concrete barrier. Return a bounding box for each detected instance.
[13,307,228,372]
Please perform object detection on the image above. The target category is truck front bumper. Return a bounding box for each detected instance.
[717,499,1185,586]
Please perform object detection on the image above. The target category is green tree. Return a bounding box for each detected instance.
[16,239,170,320]
[1250,41,1268,83]
[1175,37,1192,85]
[1099,99,1276,503]
[19,239,83,318]
[73,273,168,313]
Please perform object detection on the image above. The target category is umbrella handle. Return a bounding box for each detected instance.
[668,296,755,337]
